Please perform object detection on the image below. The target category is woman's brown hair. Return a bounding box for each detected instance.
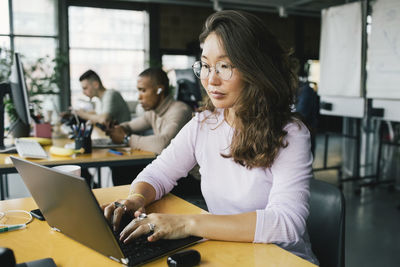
[199,10,298,168]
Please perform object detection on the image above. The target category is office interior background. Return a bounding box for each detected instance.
[1,0,399,266]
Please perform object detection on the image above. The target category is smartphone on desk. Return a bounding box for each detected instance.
[30,208,45,221]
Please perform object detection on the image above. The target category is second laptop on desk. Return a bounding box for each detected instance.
[11,157,202,266]
[91,138,128,149]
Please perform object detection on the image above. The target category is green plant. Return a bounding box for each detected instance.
[24,51,67,116]
[4,98,17,122]
[0,47,67,121]
[0,47,16,124]
[0,47,13,83]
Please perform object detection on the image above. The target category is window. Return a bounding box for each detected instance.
[162,55,196,72]
[13,0,57,36]
[0,0,58,65]
[162,54,196,92]
[68,6,149,107]
[307,59,320,91]
[0,0,10,36]
[0,0,58,123]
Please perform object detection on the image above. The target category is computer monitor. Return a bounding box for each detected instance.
[0,52,31,150]
[175,69,202,110]
[10,53,31,128]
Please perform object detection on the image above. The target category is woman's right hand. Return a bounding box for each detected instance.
[102,198,146,231]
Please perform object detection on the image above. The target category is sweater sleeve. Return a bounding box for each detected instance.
[131,115,199,200]
[254,122,313,246]
[128,104,192,154]
[119,113,152,134]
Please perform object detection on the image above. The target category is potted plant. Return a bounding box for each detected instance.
[0,47,20,136]
[0,48,67,137]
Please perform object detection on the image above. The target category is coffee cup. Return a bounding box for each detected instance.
[52,165,81,176]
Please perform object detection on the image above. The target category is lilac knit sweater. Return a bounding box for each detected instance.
[132,110,318,264]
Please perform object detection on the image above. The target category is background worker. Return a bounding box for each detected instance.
[67,70,130,187]
[107,68,193,185]
[74,69,131,125]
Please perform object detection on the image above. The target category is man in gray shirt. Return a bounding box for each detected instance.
[72,70,130,187]
[106,68,193,185]
[75,70,130,125]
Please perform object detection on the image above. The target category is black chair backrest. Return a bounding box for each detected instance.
[307,179,345,267]
[176,78,202,110]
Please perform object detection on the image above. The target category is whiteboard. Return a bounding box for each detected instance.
[320,96,364,118]
[367,0,400,99]
[372,99,400,122]
[319,2,363,97]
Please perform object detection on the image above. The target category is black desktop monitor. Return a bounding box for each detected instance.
[0,52,31,150]
[175,69,202,110]
[10,53,31,128]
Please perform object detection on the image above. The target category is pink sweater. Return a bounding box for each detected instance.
[133,110,318,264]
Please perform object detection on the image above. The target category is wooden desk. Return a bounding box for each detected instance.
[0,186,316,267]
[0,138,156,174]
[0,138,156,199]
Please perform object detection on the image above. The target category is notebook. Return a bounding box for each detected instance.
[91,138,128,149]
[11,157,202,266]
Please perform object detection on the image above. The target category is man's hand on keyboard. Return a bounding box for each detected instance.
[105,125,126,144]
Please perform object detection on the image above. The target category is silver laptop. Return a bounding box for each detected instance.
[11,157,202,266]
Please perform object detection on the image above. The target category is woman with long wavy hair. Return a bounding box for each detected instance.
[104,10,318,264]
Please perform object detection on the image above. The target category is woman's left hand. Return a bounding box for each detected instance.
[119,213,190,243]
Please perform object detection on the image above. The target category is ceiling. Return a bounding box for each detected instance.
[138,0,355,17]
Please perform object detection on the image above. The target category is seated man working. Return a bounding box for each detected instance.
[69,70,131,187]
[74,69,131,125]
[295,80,319,155]
[107,67,193,185]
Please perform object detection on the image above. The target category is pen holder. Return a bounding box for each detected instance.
[75,136,92,154]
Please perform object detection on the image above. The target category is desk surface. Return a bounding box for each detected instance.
[0,138,156,172]
[0,186,316,267]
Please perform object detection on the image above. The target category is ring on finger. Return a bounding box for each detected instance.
[114,201,126,210]
[137,213,147,221]
[132,213,147,224]
[148,223,155,232]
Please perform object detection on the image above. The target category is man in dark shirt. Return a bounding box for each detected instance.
[296,81,320,155]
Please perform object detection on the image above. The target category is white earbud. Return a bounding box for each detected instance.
[157,88,162,95]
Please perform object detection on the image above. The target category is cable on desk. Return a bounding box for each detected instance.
[0,209,33,227]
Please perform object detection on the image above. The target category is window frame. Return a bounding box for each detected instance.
[0,0,59,60]
[59,0,157,111]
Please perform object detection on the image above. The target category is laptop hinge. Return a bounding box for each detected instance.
[109,256,121,263]
[121,257,129,265]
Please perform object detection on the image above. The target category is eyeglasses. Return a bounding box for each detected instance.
[192,61,235,81]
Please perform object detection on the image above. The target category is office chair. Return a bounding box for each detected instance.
[176,78,202,110]
[307,179,346,267]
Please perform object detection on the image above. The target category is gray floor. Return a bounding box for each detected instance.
[313,134,400,267]
[4,134,400,266]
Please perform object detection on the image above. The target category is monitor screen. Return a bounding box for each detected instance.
[9,52,31,127]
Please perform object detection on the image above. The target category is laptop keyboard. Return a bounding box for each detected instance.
[92,138,127,148]
[113,215,202,266]
[92,138,113,146]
